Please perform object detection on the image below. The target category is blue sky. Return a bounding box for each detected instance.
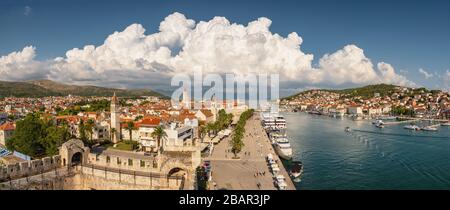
[0,0,449,92]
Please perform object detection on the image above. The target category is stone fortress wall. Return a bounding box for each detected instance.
[0,155,61,182]
[68,165,184,190]
[0,139,196,190]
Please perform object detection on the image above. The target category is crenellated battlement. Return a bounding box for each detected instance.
[0,155,61,181]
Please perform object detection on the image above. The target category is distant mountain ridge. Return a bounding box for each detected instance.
[0,80,166,98]
[283,84,443,100]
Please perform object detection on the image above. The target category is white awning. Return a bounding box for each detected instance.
[276,174,285,180]
[140,140,155,147]
[278,181,288,187]
[271,167,280,172]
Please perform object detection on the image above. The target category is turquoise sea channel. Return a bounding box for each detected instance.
[283,112,450,190]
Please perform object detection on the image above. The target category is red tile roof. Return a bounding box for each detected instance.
[0,122,15,131]
[199,109,213,117]
[139,117,161,127]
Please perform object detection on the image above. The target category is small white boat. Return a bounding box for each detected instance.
[374,120,385,128]
[422,126,438,131]
[441,121,450,126]
[345,127,351,132]
[289,161,303,182]
[404,124,421,130]
[380,116,397,120]
[375,123,384,128]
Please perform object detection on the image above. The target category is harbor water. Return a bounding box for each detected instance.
[283,112,450,190]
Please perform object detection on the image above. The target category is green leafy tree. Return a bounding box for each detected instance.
[41,125,70,156]
[7,113,45,157]
[229,109,254,158]
[230,133,245,157]
[7,113,72,158]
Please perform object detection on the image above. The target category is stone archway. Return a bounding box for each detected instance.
[160,159,189,176]
[71,152,82,166]
[60,139,90,167]
[167,167,186,177]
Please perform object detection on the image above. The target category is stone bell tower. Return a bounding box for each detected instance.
[111,92,121,143]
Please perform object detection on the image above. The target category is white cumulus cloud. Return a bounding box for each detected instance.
[444,70,450,91]
[315,45,415,86]
[0,46,49,81]
[419,68,433,79]
[0,12,415,90]
[24,6,31,16]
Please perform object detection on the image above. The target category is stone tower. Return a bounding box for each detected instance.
[111,92,121,143]
[182,87,190,109]
[211,94,218,122]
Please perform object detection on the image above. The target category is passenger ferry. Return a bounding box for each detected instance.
[261,110,293,159]
[260,112,287,131]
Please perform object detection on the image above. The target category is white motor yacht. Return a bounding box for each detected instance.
[273,137,293,160]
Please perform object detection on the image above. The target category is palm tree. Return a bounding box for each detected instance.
[151,125,167,153]
[78,119,87,143]
[125,121,136,141]
[110,127,116,143]
[199,126,207,142]
[205,123,215,137]
[85,119,95,142]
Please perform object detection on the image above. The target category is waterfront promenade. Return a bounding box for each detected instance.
[205,114,296,190]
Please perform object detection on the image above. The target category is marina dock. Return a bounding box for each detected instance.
[205,114,296,190]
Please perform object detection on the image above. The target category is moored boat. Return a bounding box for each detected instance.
[422,126,438,131]
[273,137,293,160]
[441,121,450,126]
[374,120,384,128]
[289,161,303,182]
[379,116,397,120]
[404,124,421,130]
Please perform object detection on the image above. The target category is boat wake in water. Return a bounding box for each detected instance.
[351,129,449,139]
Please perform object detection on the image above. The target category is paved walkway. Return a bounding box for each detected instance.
[205,114,296,190]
